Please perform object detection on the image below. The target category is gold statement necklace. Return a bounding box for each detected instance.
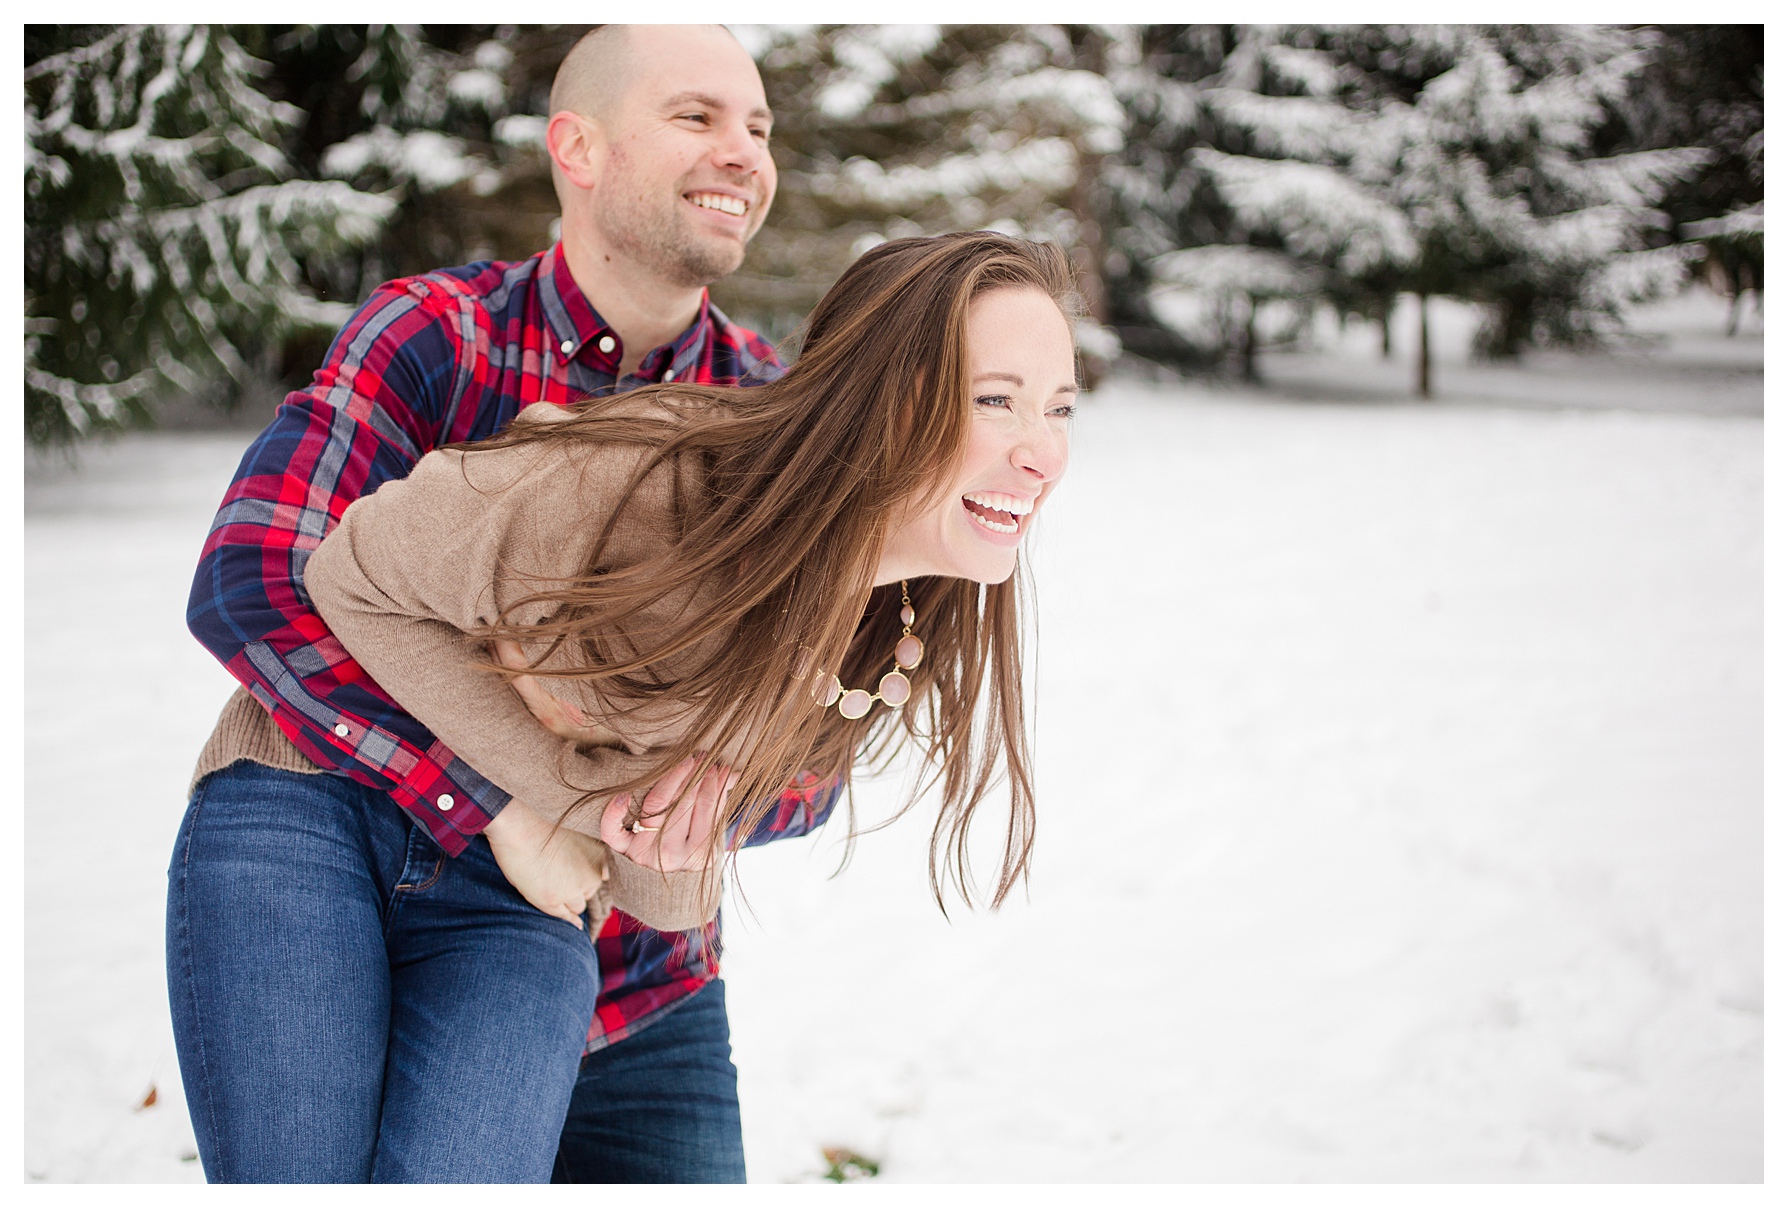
[815,580,924,720]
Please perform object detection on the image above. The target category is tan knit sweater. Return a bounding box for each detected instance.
[191,402,725,932]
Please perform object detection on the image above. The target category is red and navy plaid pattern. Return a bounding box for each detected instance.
[187,244,837,1051]
[591,770,837,1049]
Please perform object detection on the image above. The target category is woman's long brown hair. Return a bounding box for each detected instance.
[468,231,1077,909]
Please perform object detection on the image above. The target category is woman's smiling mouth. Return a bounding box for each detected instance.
[962,490,1034,536]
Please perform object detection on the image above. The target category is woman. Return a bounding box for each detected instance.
[175,231,1078,1181]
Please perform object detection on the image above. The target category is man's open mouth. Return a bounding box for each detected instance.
[687,191,748,217]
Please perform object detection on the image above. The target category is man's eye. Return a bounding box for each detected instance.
[974,394,1012,409]
[678,113,710,125]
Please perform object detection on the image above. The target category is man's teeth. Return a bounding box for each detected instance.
[689,192,747,216]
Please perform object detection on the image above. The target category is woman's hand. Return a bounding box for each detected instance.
[483,800,611,928]
[598,756,736,874]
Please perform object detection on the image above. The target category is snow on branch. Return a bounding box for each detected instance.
[1153,244,1320,298]
[1570,148,1715,211]
[1682,203,1763,241]
[321,126,484,192]
[862,66,1124,152]
[817,139,1080,211]
[1197,149,1416,274]
[25,25,398,443]
[1583,244,1703,310]
[1203,89,1361,162]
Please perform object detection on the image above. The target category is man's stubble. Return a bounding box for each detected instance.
[595,149,753,290]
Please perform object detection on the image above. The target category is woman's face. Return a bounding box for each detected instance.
[877,286,1077,586]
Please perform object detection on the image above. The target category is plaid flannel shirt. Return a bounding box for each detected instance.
[187,244,839,1051]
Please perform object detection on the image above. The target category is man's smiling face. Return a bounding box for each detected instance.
[588,27,777,288]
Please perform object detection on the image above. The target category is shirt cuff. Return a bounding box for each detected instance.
[392,756,511,853]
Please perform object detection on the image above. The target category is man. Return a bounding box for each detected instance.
[177,25,830,1182]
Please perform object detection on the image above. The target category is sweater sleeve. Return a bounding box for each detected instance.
[301,418,720,931]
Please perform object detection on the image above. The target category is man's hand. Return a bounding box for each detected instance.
[484,800,611,928]
[598,756,736,874]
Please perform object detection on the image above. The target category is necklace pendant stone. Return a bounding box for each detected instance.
[838,688,875,720]
[878,671,911,706]
[894,634,924,670]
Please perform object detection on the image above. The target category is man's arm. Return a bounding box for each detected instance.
[185,278,513,855]
[298,432,682,829]
[734,772,841,848]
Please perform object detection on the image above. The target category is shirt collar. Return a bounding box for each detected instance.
[541,243,714,376]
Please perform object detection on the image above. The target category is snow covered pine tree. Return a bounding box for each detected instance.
[24,25,394,444]
[722,24,1124,372]
[1106,25,1711,396]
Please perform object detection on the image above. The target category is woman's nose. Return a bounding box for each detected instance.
[1011,427,1068,482]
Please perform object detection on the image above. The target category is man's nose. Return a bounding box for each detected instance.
[712,119,766,174]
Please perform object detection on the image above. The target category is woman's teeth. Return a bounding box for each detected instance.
[689,192,747,216]
[963,491,1034,515]
[962,493,1027,534]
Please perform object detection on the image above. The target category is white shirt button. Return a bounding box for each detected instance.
[662,369,676,382]
[597,335,617,354]
[435,794,455,811]
[333,723,351,738]
[558,339,573,355]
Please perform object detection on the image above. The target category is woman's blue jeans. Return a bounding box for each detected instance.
[166,761,604,1182]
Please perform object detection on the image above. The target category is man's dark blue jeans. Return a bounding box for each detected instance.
[554,978,747,1183]
[166,761,746,1183]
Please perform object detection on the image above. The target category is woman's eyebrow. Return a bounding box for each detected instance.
[974,371,1080,395]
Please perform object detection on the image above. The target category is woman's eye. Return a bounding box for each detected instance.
[1050,404,1078,419]
[974,394,1012,409]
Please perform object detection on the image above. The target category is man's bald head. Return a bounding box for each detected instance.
[551,25,746,128]
[549,25,634,127]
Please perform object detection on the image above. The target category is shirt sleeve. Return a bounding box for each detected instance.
[734,772,842,848]
[184,279,512,855]
[299,432,679,833]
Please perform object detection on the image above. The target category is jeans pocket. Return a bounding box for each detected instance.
[383,823,444,934]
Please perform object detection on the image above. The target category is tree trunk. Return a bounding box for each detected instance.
[1241,296,1259,381]
[1066,147,1111,387]
[1416,293,1432,399]
[1728,260,1754,336]
[1380,308,1393,359]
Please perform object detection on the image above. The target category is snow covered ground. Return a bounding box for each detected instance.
[24,292,1760,1182]
[1254,286,1763,418]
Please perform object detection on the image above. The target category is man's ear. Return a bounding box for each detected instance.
[546,111,602,192]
